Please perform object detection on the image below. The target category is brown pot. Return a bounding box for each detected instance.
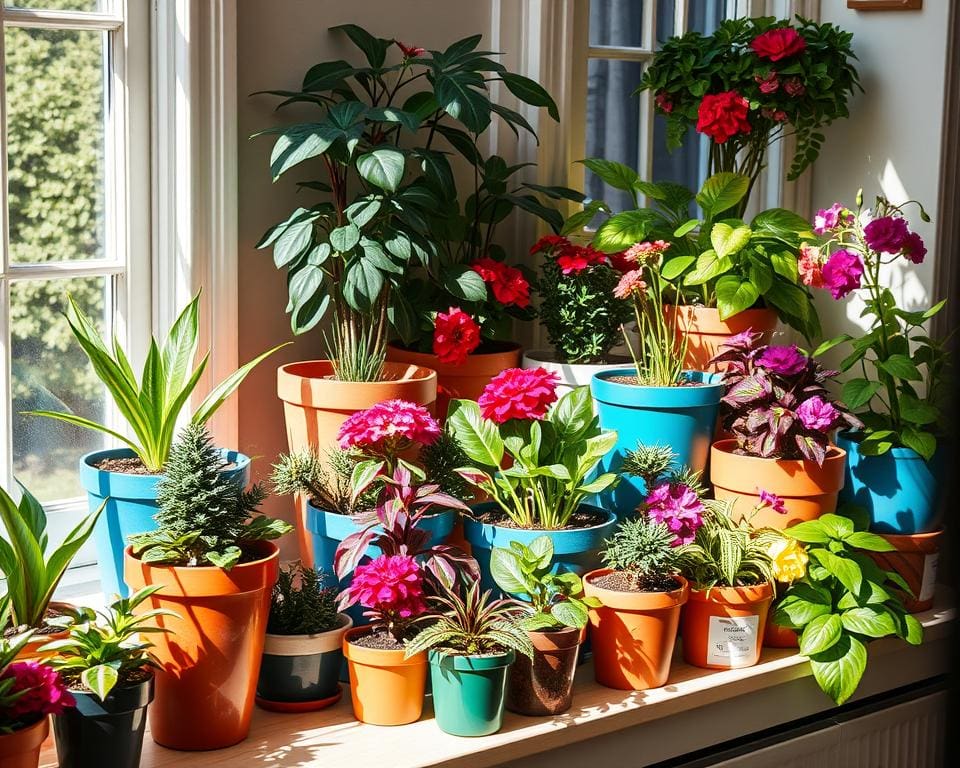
[386,341,521,421]
[681,582,773,669]
[583,569,689,691]
[866,529,943,613]
[0,717,48,768]
[505,626,581,716]
[710,439,847,529]
[15,601,76,661]
[665,305,779,372]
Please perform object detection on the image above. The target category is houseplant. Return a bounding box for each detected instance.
[26,292,282,596]
[0,483,103,659]
[448,373,619,589]
[39,586,173,768]
[589,239,723,513]
[710,330,861,528]
[583,516,689,690]
[522,233,631,391]
[772,510,922,704]
[639,16,859,214]
[676,501,776,669]
[490,536,596,715]
[404,580,532,736]
[0,630,73,768]
[340,554,430,725]
[804,194,948,540]
[124,424,292,750]
[257,563,352,711]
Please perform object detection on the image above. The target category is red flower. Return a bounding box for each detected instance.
[337,399,440,452]
[348,555,427,618]
[433,307,481,365]
[607,250,633,273]
[0,661,75,721]
[755,71,780,94]
[696,91,751,144]
[470,257,531,308]
[478,367,559,423]
[760,107,788,122]
[556,244,608,275]
[654,90,674,113]
[750,27,807,62]
[529,234,570,255]
[783,77,806,97]
[395,41,426,58]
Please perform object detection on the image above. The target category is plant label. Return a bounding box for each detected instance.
[919,553,939,603]
[706,615,759,667]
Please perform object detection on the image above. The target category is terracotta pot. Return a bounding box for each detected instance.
[506,626,581,715]
[665,305,779,372]
[123,542,279,750]
[277,359,436,566]
[0,717,48,768]
[342,627,427,725]
[866,529,943,613]
[15,601,75,661]
[763,615,799,648]
[583,569,689,690]
[386,341,521,421]
[710,439,847,529]
[681,582,773,669]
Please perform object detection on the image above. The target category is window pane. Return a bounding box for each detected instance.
[4,25,107,264]
[589,0,645,48]
[656,0,674,47]
[11,276,109,502]
[688,0,730,35]
[3,0,107,11]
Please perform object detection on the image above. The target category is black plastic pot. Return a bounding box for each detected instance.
[53,674,153,768]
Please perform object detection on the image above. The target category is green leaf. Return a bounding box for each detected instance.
[696,172,749,218]
[434,71,491,133]
[715,275,760,319]
[878,354,921,381]
[442,264,488,302]
[342,258,386,311]
[785,520,833,545]
[710,222,752,259]
[527,535,554,569]
[269,123,338,179]
[357,147,405,192]
[661,255,696,281]
[330,23,388,68]
[751,208,815,241]
[593,210,660,252]
[682,250,731,286]
[840,606,898,638]
[841,379,882,410]
[490,548,528,595]
[800,613,843,655]
[898,393,939,426]
[550,600,588,629]
[81,663,119,702]
[810,549,863,594]
[770,251,799,283]
[673,218,701,238]
[578,159,640,193]
[500,72,559,120]
[809,634,867,705]
[366,106,421,132]
[329,223,361,252]
[446,400,504,467]
[900,425,936,461]
[843,531,896,552]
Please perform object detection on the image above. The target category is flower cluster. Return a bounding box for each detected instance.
[344,554,427,639]
[643,482,704,546]
[432,306,481,365]
[470,257,531,308]
[530,234,609,275]
[0,660,75,729]
[477,367,559,424]
[696,90,751,144]
[766,535,808,583]
[337,400,440,457]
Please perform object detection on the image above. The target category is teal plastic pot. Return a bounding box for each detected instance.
[837,432,945,534]
[428,649,515,736]
[590,370,722,516]
[463,503,616,594]
[80,447,250,598]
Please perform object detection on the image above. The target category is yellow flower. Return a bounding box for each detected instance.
[767,536,808,583]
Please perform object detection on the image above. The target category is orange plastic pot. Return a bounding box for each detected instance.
[583,569,689,690]
[866,529,943,613]
[0,717,48,768]
[14,601,75,661]
[386,342,521,420]
[123,542,279,750]
[763,612,799,648]
[710,439,847,529]
[342,627,427,725]
[681,582,773,669]
[665,306,779,372]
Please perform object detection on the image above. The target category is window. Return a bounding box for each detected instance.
[0,0,149,565]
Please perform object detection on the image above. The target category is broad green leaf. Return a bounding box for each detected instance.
[770,251,799,283]
[342,257,385,311]
[82,663,119,702]
[661,255,696,281]
[500,72,559,120]
[840,606,898,638]
[841,379,882,410]
[593,210,660,252]
[446,400,504,467]
[696,172,749,218]
[710,222,752,259]
[751,208,816,241]
[330,24,389,68]
[715,275,760,319]
[329,223,361,252]
[683,250,732,286]
[898,393,939,426]
[800,613,843,655]
[578,158,640,193]
[434,71,491,133]
[810,549,863,594]
[269,123,339,179]
[900,425,936,461]
[843,531,895,552]
[551,600,588,629]
[673,218,701,238]
[357,147,405,192]
[442,264,488,302]
[527,536,554,569]
[878,354,921,381]
[809,634,867,705]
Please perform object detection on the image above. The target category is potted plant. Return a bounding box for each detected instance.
[404,580,532,737]
[589,240,723,514]
[123,424,292,750]
[25,292,283,597]
[522,233,631,391]
[805,195,948,572]
[759,525,809,649]
[39,587,173,768]
[490,536,595,715]
[772,511,922,704]
[0,484,103,660]
[676,502,776,669]
[256,563,352,712]
[339,554,431,726]
[0,630,74,768]
[583,515,689,691]
[447,373,619,589]
[639,16,859,215]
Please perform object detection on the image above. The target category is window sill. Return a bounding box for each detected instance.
[37,594,953,768]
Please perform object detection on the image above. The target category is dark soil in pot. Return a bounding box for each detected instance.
[506,627,581,716]
[94,456,236,474]
[589,572,683,592]
[349,629,408,651]
[473,507,608,531]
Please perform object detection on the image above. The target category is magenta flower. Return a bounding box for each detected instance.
[347,554,427,618]
[821,249,864,299]
[756,345,809,376]
[644,482,705,546]
[478,367,559,424]
[338,399,440,452]
[0,661,75,721]
[864,216,909,254]
[813,203,850,235]
[901,230,927,264]
[758,488,787,515]
[796,395,840,433]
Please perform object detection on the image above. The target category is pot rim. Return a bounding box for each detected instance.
[521,350,631,369]
[427,648,516,671]
[387,340,523,377]
[877,528,945,546]
[463,503,616,554]
[687,580,774,605]
[80,446,250,480]
[664,304,778,333]
[710,438,846,494]
[525,624,583,652]
[591,368,723,407]
[342,626,426,667]
[264,613,354,655]
[583,568,690,610]
[67,672,155,715]
[277,360,437,409]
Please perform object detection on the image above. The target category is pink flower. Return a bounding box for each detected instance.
[758,488,787,515]
[901,230,927,264]
[347,554,427,618]
[864,216,909,254]
[798,243,825,288]
[644,482,705,546]
[0,661,75,721]
[783,77,806,97]
[821,249,864,299]
[338,399,440,452]
[433,307,481,365]
[624,240,671,266]
[471,257,531,308]
[796,396,840,433]
[696,91,751,144]
[396,41,426,58]
[760,107,788,122]
[478,367,558,424]
[613,269,647,300]
[813,203,851,235]
[750,28,807,62]
[755,71,780,94]
[757,345,809,376]
[655,90,674,113]
[529,234,570,256]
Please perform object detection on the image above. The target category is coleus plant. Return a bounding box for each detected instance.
[712,330,861,465]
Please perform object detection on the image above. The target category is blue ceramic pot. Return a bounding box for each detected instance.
[463,503,616,593]
[590,370,723,516]
[837,432,944,534]
[80,447,250,598]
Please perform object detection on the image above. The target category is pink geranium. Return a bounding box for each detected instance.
[901,230,927,264]
[433,307,481,365]
[613,269,647,300]
[347,554,427,618]
[821,249,864,299]
[796,395,840,434]
[644,482,705,546]
[478,367,558,424]
[0,661,75,723]
[813,203,851,235]
[337,399,440,453]
[624,240,671,266]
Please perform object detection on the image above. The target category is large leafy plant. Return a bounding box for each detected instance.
[584,169,821,340]
[773,510,922,704]
[27,292,284,472]
[0,484,103,630]
[255,25,570,378]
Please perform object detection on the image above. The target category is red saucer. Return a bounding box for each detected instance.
[256,684,343,713]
